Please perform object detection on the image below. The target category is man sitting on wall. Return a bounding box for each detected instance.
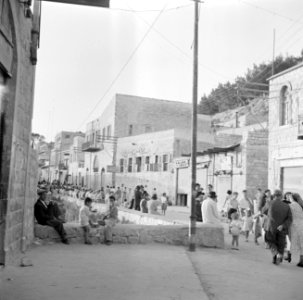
[34,189,69,244]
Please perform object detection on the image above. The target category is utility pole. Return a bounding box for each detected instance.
[189,0,200,252]
[272,28,275,76]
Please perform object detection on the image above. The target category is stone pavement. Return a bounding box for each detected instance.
[1,233,302,300]
[0,244,208,300]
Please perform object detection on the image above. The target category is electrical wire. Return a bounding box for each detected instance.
[77,2,169,130]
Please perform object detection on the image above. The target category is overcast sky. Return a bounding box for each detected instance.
[32,0,303,141]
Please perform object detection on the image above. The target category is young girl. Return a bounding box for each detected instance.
[230,212,242,250]
[242,209,253,242]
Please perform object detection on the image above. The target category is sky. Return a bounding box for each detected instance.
[32,0,303,141]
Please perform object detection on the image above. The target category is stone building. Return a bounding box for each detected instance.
[0,0,38,264]
[174,99,269,208]
[268,62,303,195]
[83,93,214,189]
[50,131,84,183]
[115,128,213,202]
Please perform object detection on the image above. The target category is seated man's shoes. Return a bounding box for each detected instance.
[62,238,69,245]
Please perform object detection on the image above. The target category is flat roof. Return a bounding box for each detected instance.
[268,62,303,81]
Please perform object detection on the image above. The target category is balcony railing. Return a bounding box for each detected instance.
[82,141,104,152]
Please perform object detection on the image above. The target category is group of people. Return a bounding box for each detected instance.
[130,185,169,215]
[194,183,303,267]
[34,182,119,246]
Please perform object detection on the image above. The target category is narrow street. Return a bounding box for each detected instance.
[1,212,302,300]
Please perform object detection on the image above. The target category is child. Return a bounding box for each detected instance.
[79,197,98,245]
[160,193,168,215]
[229,212,242,250]
[242,209,253,242]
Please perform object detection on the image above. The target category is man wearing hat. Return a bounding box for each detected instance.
[34,189,69,244]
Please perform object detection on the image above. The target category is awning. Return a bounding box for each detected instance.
[182,143,240,157]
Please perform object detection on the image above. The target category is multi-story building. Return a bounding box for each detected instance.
[37,141,54,182]
[53,131,84,183]
[268,62,303,195]
[83,93,214,190]
[69,133,85,186]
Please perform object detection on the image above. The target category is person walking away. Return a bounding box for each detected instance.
[34,189,69,244]
[140,192,149,213]
[288,193,303,267]
[149,194,161,215]
[160,193,168,215]
[134,186,142,211]
[242,209,253,242]
[115,186,122,206]
[227,192,239,220]
[239,190,253,217]
[103,196,118,245]
[79,197,98,245]
[223,190,232,216]
[230,212,242,250]
[264,190,292,265]
[201,191,221,224]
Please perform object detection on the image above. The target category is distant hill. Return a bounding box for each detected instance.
[198,54,302,115]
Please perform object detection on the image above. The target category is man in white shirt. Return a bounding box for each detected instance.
[201,191,221,224]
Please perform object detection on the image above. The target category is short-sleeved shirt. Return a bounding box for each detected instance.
[79,206,90,226]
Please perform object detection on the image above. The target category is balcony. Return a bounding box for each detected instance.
[298,114,303,139]
[82,141,104,152]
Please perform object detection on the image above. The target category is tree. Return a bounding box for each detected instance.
[198,54,302,115]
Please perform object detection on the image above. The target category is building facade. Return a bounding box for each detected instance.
[175,127,268,208]
[0,0,38,264]
[83,93,214,190]
[268,63,303,195]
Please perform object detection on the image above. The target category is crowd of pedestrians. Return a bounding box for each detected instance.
[194,182,303,267]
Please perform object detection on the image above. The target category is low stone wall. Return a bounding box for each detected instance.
[34,222,224,248]
[118,208,183,225]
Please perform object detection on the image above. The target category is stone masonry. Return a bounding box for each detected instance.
[0,1,37,265]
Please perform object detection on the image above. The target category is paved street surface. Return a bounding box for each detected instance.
[1,206,302,300]
[1,231,302,300]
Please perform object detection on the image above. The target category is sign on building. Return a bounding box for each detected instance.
[107,165,118,173]
[174,158,189,169]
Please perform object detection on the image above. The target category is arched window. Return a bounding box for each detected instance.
[280,85,291,126]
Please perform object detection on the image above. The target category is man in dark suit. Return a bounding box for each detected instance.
[34,189,69,244]
[265,189,292,265]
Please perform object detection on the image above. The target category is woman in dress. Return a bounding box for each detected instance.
[289,193,303,267]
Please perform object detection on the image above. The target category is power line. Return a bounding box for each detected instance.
[77,3,169,130]
[109,3,193,13]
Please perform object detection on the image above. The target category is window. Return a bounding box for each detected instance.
[136,157,142,172]
[236,150,242,168]
[280,85,291,126]
[163,154,168,171]
[107,125,112,138]
[281,167,303,195]
[128,158,133,172]
[128,124,133,136]
[154,155,159,171]
[65,134,70,139]
[145,156,150,171]
[119,159,124,173]
[102,127,106,142]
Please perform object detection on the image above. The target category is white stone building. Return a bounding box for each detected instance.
[268,62,303,195]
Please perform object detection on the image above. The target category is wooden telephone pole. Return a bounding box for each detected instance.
[189,0,200,252]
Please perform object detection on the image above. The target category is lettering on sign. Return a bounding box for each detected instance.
[174,158,189,169]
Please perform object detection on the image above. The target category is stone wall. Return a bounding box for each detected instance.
[0,1,36,264]
[34,223,225,248]
[268,64,303,191]
[245,130,268,199]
